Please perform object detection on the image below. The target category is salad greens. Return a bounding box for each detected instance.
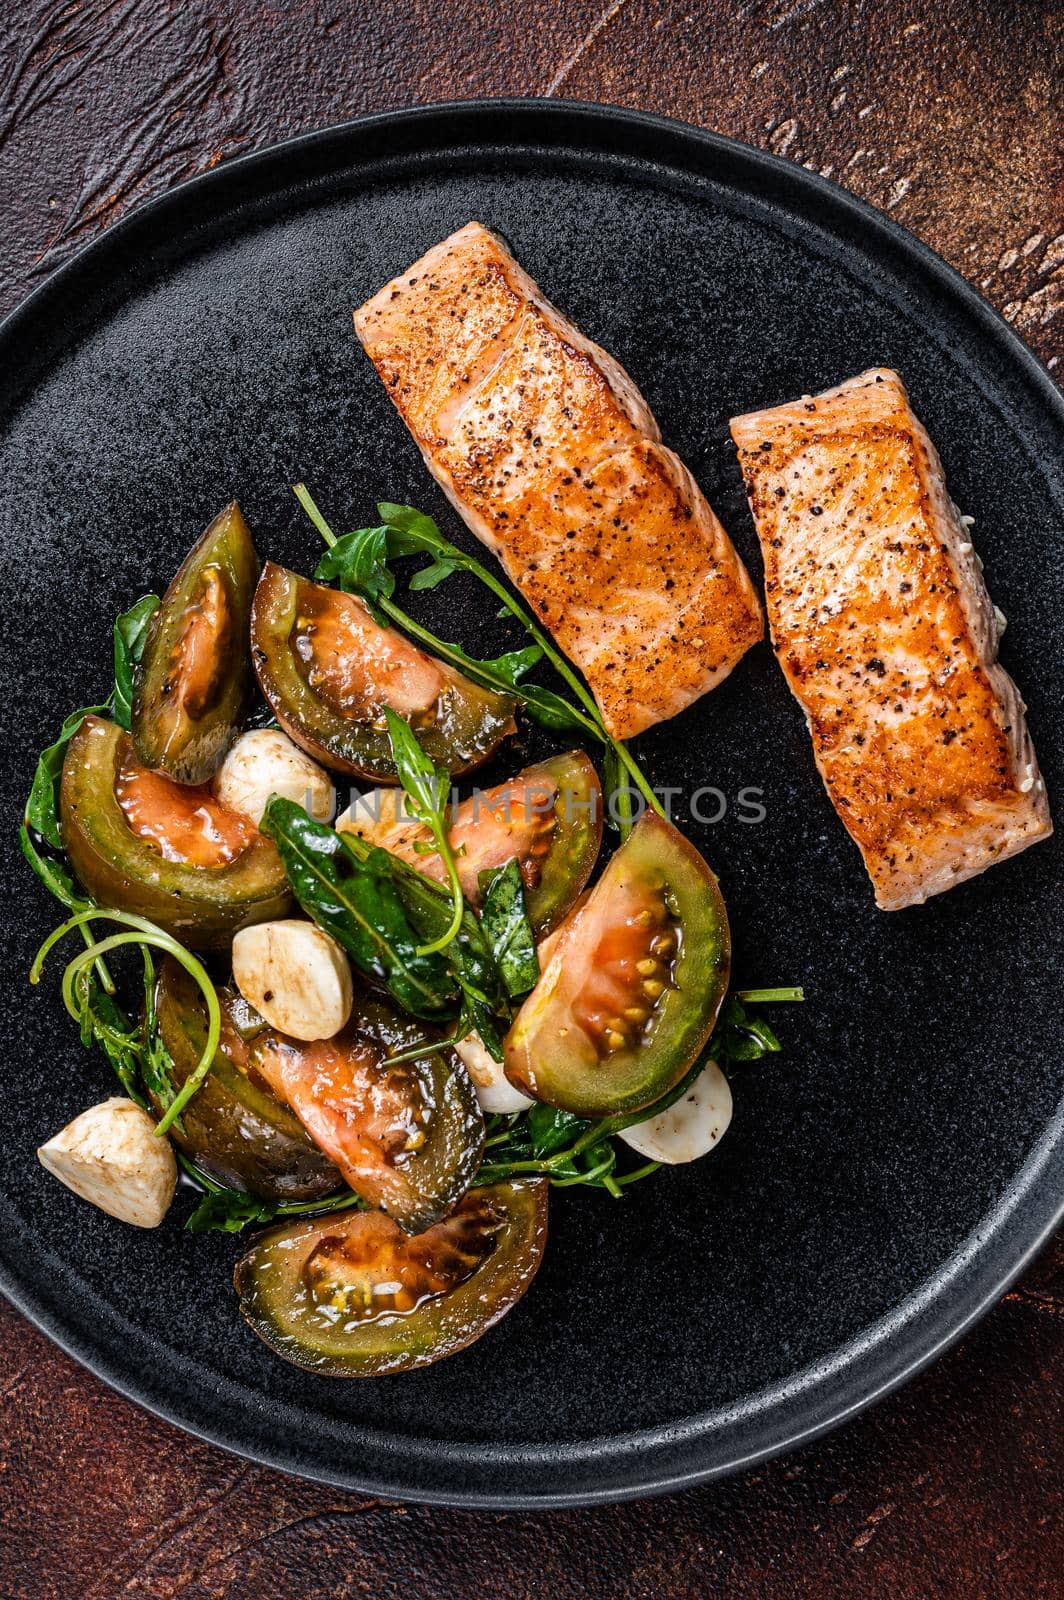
[477,991,791,1196]
[295,485,661,812]
[30,907,221,1136]
[21,499,805,1239]
[478,860,540,999]
[260,796,515,1061]
[20,705,108,914]
[260,796,458,1021]
[383,707,465,955]
[112,594,160,732]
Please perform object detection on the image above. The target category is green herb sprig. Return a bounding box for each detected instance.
[478,859,540,999]
[382,708,465,956]
[294,486,663,822]
[478,989,803,1195]
[261,798,513,1055]
[112,594,160,731]
[182,1169,364,1235]
[30,907,221,1136]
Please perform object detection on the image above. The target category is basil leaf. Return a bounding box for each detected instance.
[261,799,458,1020]
[314,525,395,605]
[479,860,539,998]
[112,594,159,731]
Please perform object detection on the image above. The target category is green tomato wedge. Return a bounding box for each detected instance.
[244,992,485,1233]
[155,959,482,1228]
[132,502,259,784]
[338,749,603,935]
[234,1179,548,1376]
[60,716,291,949]
[504,812,730,1117]
[250,563,517,780]
[154,958,341,1201]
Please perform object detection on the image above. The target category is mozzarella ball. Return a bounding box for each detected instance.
[454,1030,534,1114]
[38,1098,177,1227]
[212,729,334,828]
[232,919,353,1041]
[619,1060,733,1164]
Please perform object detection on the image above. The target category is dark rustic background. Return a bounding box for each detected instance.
[1,3,1061,1596]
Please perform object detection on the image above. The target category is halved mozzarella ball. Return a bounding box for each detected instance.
[619,1060,732,1164]
[38,1098,177,1227]
[454,1031,534,1114]
[212,729,334,828]
[232,920,353,1041]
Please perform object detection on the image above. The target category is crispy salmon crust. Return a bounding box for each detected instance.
[354,222,763,740]
[731,367,1052,910]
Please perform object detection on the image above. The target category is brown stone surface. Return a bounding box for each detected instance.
[0,2,1060,1595]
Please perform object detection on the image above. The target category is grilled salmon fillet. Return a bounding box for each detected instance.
[354,221,763,740]
[731,368,1051,910]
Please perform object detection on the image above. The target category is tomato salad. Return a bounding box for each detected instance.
[22,492,800,1376]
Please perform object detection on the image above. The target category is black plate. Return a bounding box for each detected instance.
[1,101,1061,1508]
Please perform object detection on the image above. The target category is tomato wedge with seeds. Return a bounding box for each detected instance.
[250,993,483,1233]
[339,750,602,933]
[251,564,517,780]
[504,812,730,1117]
[154,958,341,1201]
[60,716,291,948]
[132,503,259,785]
[234,1179,548,1377]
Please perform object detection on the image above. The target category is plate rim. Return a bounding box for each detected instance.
[1,95,1061,1509]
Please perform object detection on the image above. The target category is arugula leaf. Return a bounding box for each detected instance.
[526,1104,589,1158]
[32,907,221,1135]
[479,860,539,998]
[382,709,450,825]
[710,994,783,1063]
[297,486,603,746]
[112,594,159,731]
[185,1189,279,1234]
[408,556,463,591]
[24,705,106,850]
[383,708,466,956]
[295,484,665,819]
[456,642,543,685]
[261,798,459,1020]
[77,978,147,1106]
[21,706,107,921]
[375,501,449,555]
[314,524,395,608]
[19,830,87,912]
[184,1176,367,1234]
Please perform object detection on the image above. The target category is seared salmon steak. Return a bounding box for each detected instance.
[731,367,1051,910]
[355,222,763,740]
